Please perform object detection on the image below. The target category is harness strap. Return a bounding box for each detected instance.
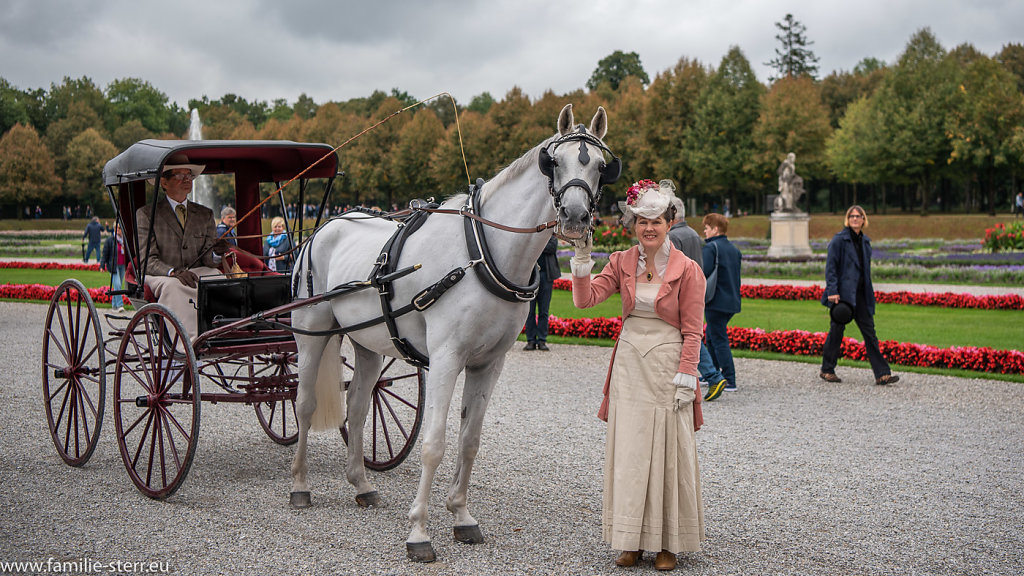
[375,206,437,368]
[464,183,541,303]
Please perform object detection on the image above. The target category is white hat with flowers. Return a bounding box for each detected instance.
[617,179,677,227]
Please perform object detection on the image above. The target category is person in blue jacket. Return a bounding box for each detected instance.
[701,213,742,392]
[819,205,900,385]
[524,234,560,351]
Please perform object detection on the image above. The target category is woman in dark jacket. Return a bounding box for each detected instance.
[820,205,899,385]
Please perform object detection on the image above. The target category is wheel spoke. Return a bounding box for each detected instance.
[45,327,72,367]
[53,381,73,435]
[129,411,155,470]
[75,381,92,452]
[76,308,95,365]
[378,390,411,443]
[118,401,150,438]
[378,385,419,410]
[160,408,183,481]
[46,374,70,403]
[62,385,76,457]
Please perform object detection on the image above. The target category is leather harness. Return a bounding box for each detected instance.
[289,181,540,368]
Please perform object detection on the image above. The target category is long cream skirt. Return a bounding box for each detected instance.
[603,313,704,554]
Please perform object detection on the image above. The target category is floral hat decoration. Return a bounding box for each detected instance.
[618,178,676,225]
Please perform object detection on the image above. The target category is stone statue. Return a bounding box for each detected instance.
[774,152,805,213]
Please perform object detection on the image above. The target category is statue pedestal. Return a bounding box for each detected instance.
[767,212,812,259]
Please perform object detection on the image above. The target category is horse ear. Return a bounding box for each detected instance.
[590,106,608,140]
[557,104,574,136]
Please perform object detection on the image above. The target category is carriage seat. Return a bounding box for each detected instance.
[124,247,276,306]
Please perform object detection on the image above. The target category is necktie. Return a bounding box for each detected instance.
[175,204,187,228]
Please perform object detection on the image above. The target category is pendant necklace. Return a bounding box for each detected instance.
[646,271,653,282]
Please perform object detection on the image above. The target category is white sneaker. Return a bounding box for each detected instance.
[117,307,126,313]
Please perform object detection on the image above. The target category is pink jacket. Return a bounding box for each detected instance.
[573,245,706,428]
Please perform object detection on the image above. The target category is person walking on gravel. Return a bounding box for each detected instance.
[820,205,900,386]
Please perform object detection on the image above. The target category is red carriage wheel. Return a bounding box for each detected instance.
[113,304,200,499]
[251,352,299,445]
[341,356,425,471]
[41,279,106,466]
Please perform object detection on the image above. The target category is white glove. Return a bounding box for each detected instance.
[673,372,697,390]
[673,373,697,412]
[673,387,694,412]
[570,232,595,277]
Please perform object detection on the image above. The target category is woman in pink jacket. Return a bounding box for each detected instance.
[571,179,706,571]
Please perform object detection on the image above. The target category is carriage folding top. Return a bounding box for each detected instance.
[102,139,340,267]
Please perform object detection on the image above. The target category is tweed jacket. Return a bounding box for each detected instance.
[136,199,224,278]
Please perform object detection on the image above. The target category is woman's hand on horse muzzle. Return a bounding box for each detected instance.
[570,233,594,278]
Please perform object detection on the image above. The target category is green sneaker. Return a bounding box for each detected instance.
[704,379,727,401]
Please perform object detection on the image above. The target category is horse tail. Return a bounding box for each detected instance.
[310,335,346,432]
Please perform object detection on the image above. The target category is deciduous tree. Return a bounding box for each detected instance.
[587,50,650,91]
[0,124,62,214]
[753,75,832,200]
[684,46,765,211]
[105,78,174,134]
[873,28,957,214]
[644,57,710,193]
[64,128,118,214]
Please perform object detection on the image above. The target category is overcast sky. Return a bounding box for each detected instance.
[2,0,1022,110]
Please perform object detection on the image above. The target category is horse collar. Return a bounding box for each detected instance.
[463,184,541,303]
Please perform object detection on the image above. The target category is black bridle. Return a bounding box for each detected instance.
[537,124,622,215]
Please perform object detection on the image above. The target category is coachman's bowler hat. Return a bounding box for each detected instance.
[830,301,854,325]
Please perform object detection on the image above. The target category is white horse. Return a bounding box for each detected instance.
[288,104,618,562]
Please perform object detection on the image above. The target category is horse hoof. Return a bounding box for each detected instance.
[355,491,380,508]
[453,524,485,544]
[289,491,311,509]
[406,541,436,563]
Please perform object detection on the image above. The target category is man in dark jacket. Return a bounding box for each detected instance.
[82,217,105,263]
[702,213,742,391]
[524,235,560,351]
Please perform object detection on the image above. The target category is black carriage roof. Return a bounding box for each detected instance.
[102,139,339,186]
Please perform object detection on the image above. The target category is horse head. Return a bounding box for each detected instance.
[539,104,621,241]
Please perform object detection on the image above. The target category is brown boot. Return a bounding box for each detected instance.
[615,550,642,567]
[654,550,676,571]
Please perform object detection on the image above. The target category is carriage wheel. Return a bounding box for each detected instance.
[113,304,200,499]
[252,352,299,445]
[341,357,425,471]
[41,279,106,466]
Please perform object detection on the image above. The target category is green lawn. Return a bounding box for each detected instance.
[0,269,110,288]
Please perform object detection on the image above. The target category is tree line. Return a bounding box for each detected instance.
[1,20,1023,220]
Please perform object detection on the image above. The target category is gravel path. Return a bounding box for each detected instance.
[1,300,1021,575]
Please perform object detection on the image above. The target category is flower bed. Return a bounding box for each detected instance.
[0,261,100,271]
[552,278,1024,310]
[726,326,1024,375]
[531,314,1024,375]
[0,283,110,303]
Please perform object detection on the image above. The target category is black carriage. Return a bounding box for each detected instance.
[41,140,425,498]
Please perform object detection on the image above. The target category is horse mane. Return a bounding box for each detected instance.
[479,134,557,203]
[439,134,557,207]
